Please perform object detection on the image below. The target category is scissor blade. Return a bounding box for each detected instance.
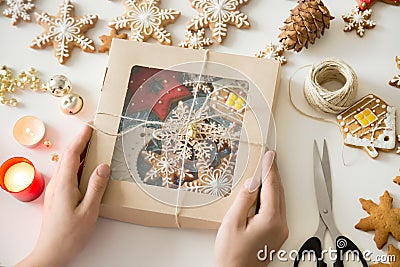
[322,140,332,204]
[313,141,332,215]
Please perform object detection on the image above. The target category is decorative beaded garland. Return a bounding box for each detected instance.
[304,58,358,114]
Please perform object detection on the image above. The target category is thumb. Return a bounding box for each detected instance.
[222,179,259,229]
[81,164,110,212]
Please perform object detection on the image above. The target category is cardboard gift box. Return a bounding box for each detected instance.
[79,40,281,229]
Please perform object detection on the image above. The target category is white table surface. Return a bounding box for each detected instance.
[1,0,399,266]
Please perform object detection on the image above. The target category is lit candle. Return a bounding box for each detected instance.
[13,116,46,147]
[0,157,44,202]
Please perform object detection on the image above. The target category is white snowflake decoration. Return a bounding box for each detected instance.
[152,100,239,162]
[30,0,98,64]
[109,0,180,45]
[255,42,287,65]
[179,29,213,49]
[3,0,35,26]
[187,0,250,44]
[184,156,234,197]
[182,79,213,94]
[342,5,376,37]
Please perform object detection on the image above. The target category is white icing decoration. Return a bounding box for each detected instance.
[344,128,349,132]
[179,29,213,50]
[337,115,342,120]
[340,122,345,126]
[3,0,35,25]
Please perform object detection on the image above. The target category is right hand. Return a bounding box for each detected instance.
[214,151,288,267]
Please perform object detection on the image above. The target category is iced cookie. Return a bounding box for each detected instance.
[336,94,396,158]
[187,0,250,44]
[109,0,180,45]
[30,0,98,64]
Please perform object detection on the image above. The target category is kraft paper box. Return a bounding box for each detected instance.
[79,39,281,229]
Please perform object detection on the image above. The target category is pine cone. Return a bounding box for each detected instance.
[278,0,334,52]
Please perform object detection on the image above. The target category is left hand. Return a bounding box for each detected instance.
[16,124,110,267]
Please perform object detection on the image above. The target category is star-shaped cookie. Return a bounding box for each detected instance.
[30,0,98,64]
[370,244,400,267]
[3,0,35,25]
[179,29,213,50]
[187,0,251,44]
[98,29,128,53]
[109,0,180,45]
[355,191,400,249]
[342,5,376,37]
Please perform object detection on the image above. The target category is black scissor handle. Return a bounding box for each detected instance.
[294,237,327,267]
[334,236,368,267]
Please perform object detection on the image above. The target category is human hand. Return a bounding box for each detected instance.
[214,151,288,267]
[16,124,110,267]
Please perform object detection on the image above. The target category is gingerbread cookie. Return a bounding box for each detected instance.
[109,0,180,45]
[179,29,213,50]
[98,29,128,53]
[210,78,249,122]
[142,150,194,188]
[30,0,98,64]
[342,5,376,37]
[389,57,400,88]
[336,94,396,158]
[355,191,400,249]
[3,0,35,25]
[370,244,400,266]
[255,42,287,65]
[187,0,250,44]
[393,176,400,186]
[184,156,234,197]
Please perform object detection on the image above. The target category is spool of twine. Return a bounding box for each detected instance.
[304,58,358,114]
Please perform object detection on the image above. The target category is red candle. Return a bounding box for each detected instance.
[0,157,44,202]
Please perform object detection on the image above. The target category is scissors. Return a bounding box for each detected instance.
[294,140,368,267]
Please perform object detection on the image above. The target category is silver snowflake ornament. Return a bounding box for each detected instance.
[179,29,213,50]
[255,41,287,65]
[30,0,98,64]
[187,0,251,44]
[109,0,180,45]
[3,0,35,26]
[342,5,376,37]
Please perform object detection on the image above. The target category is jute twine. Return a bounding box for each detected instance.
[304,58,358,114]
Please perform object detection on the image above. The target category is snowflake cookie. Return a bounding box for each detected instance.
[255,42,287,65]
[109,0,180,45]
[30,0,98,64]
[179,29,213,50]
[3,0,35,26]
[187,0,251,44]
[336,94,396,158]
[342,5,376,37]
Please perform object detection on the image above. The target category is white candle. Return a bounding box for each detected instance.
[4,162,35,192]
[13,116,46,147]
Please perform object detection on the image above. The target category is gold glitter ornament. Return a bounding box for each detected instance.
[51,153,59,162]
[43,140,52,148]
[8,98,18,106]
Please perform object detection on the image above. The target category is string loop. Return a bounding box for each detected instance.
[304,58,358,114]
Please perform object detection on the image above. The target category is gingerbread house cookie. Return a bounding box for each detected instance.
[336,94,396,158]
[210,78,249,122]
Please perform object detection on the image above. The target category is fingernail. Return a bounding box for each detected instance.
[97,164,110,178]
[243,178,257,193]
[248,150,276,192]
